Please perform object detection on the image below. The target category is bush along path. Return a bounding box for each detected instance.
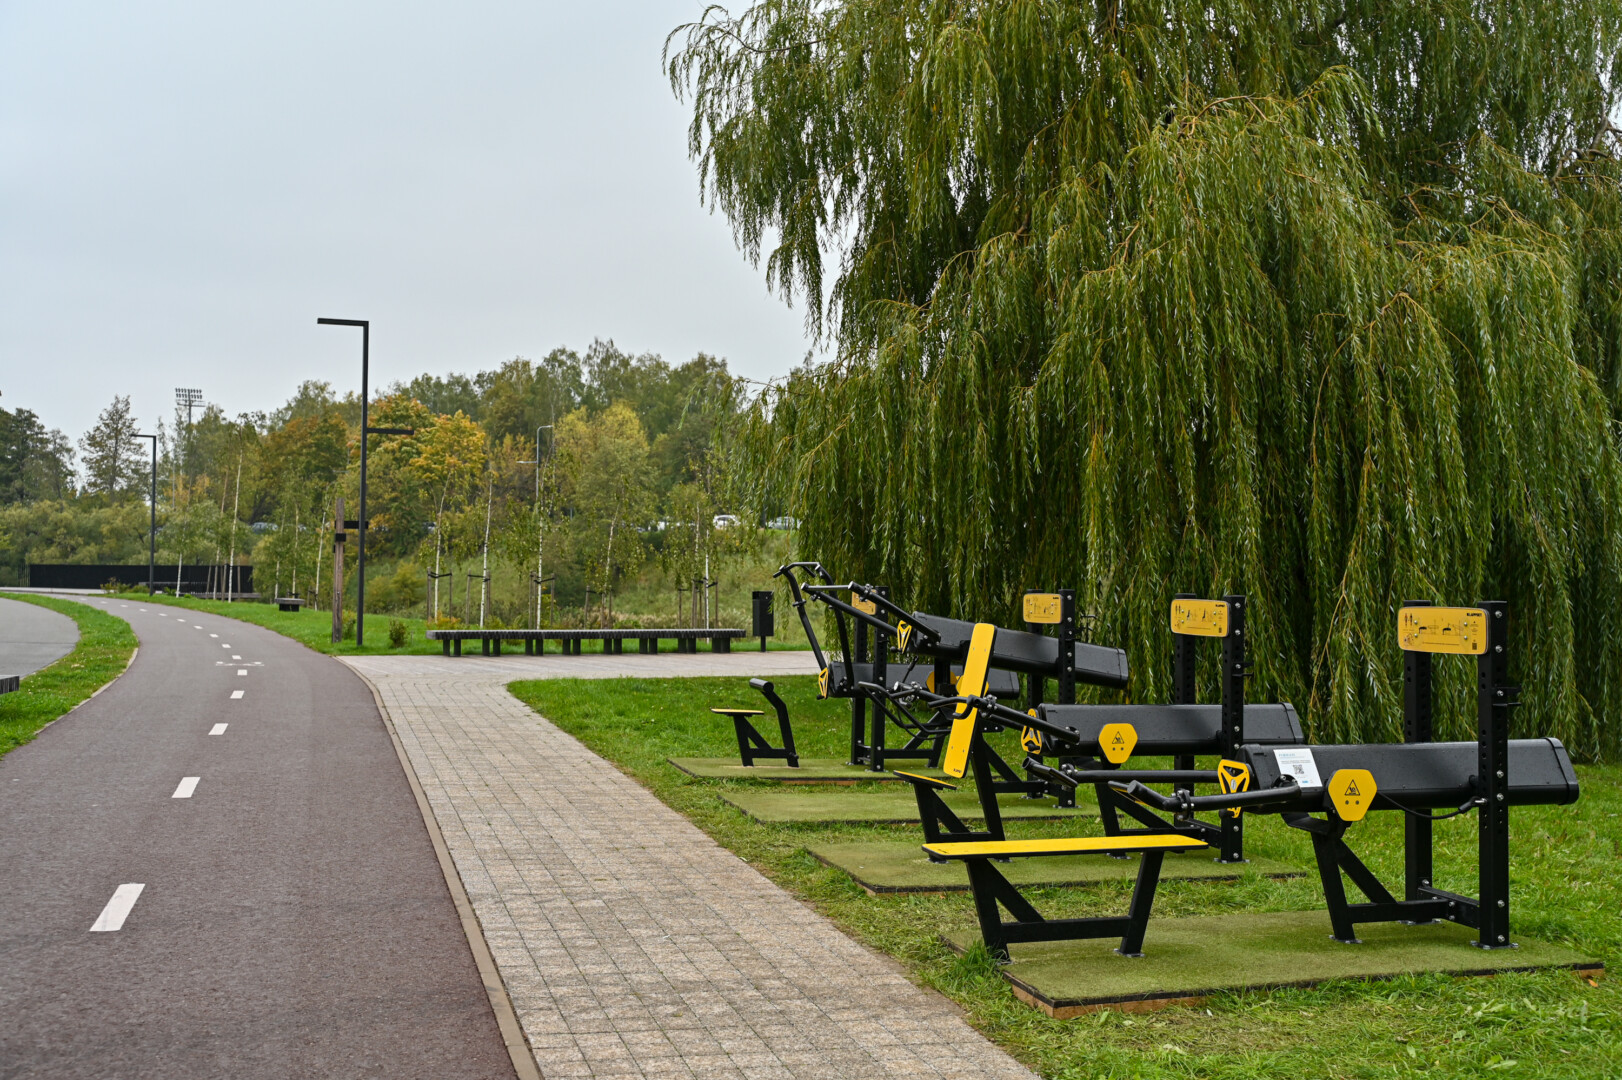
[0,593,138,758]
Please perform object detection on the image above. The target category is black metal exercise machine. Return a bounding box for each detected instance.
[1114,601,1578,948]
[874,595,1307,863]
[900,622,1209,959]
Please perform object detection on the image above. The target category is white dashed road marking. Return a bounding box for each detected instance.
[210,723,228,735]
[90,884,145,932]
[231,655,241,660]
[237,669,247,676]
[172,777,199,798]
[230,690,244,700]
[210,633,218,638]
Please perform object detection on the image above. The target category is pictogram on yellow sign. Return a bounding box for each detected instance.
[1099,723,1137,764]
[1218,759,1251,794]
[1217,759,1250,817]
[1171,598,1229,638]
[1397,607,1488,655]
[1328,769,1377,821]
[897,620,913,652]
[1023,593,1063,625]
[851,592,877,615]
[1021,726,1044,755]
[817,667,831,699]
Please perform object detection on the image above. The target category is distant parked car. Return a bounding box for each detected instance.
[712,514,741,529]
[765,516,799,530]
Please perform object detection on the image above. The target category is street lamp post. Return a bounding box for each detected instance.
[131,433,157,594]
[317,318,412,647]
[516,423,554,629]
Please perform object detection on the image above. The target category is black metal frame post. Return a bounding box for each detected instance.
[132,433,157,594]
[1171,592,1197,796]
[1403,600,1434,904]
[869,586,890,771]
[851,604,869,766]
[1477,599,1513,948]
[1057,589,1077,705]
[1217,594,1248,863]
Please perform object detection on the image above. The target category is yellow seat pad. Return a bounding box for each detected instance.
[923,834,1207,860]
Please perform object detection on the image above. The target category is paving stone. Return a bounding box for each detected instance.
[344,652,1036,1080]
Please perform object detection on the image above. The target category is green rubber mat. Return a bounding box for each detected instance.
[719,788,1095,824]
[668,756,945,782]
[942,911,1603,1016]
[809,840,1301,892]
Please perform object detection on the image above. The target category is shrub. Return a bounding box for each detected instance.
[387,619,408,648]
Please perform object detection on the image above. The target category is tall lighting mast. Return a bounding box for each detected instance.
[173,388,204,595]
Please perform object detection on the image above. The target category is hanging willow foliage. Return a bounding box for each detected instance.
[668,1,1622,757]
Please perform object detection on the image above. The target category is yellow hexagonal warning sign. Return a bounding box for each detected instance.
[1099,723,1137,764]
[1327,769,1377,821]
[1021,726,1044,755]
[817,666,831,699]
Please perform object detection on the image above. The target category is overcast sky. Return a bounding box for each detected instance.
[0,0,816,443]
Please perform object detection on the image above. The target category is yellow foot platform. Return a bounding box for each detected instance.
[809,840,1300,893]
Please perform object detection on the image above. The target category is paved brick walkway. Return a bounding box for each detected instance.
[342,652,1036,1080]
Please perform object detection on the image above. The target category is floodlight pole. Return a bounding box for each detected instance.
[132,433,158,594]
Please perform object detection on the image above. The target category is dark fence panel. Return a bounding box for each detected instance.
[29,564,255,593]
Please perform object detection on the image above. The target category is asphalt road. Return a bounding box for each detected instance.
[0,598,516,1079]
[0,596,79,678]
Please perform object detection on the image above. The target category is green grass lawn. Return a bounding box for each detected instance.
[0,592,138,758]
[509,674,1621,1080]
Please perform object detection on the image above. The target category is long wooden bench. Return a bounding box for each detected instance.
[426,627,748,656]
[923,833,1209,959]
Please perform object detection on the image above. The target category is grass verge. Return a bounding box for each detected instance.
[509,675,1621,1080]
[0,593,138,759]
[93,590,809,657]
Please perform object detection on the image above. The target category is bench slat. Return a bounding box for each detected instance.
[923,835,1206,860]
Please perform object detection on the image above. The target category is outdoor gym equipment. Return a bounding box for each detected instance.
[713,679,799,767]
[875,594,1306,862]
[782,565,1131,779]
[906,622,1209,959]
[750,563,1034,772]
[1114,600,1578,948]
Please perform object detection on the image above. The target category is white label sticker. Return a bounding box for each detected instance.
[1272,748,1323,790]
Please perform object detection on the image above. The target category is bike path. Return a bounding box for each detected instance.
[0,596,79,678]
[0,597,515,1079]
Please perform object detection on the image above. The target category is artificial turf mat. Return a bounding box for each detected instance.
[808,840,1302,892]
[942,910,1603,1016]
[667,756,947,782]
[718,787,1095,824]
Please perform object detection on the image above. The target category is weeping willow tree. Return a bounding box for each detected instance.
[668,1,1622,756]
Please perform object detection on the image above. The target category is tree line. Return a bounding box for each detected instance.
[0,340,757,628]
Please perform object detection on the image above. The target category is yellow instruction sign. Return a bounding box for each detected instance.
[1099,723,1137,764]
[1021,726,1044,755]
[851,592,877,615]
[1171,598,1229,638]
[1217,759,1251,794]
[1328,769,1377,821]
[1023,593,1063,625]
[1398,606,1488,655]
